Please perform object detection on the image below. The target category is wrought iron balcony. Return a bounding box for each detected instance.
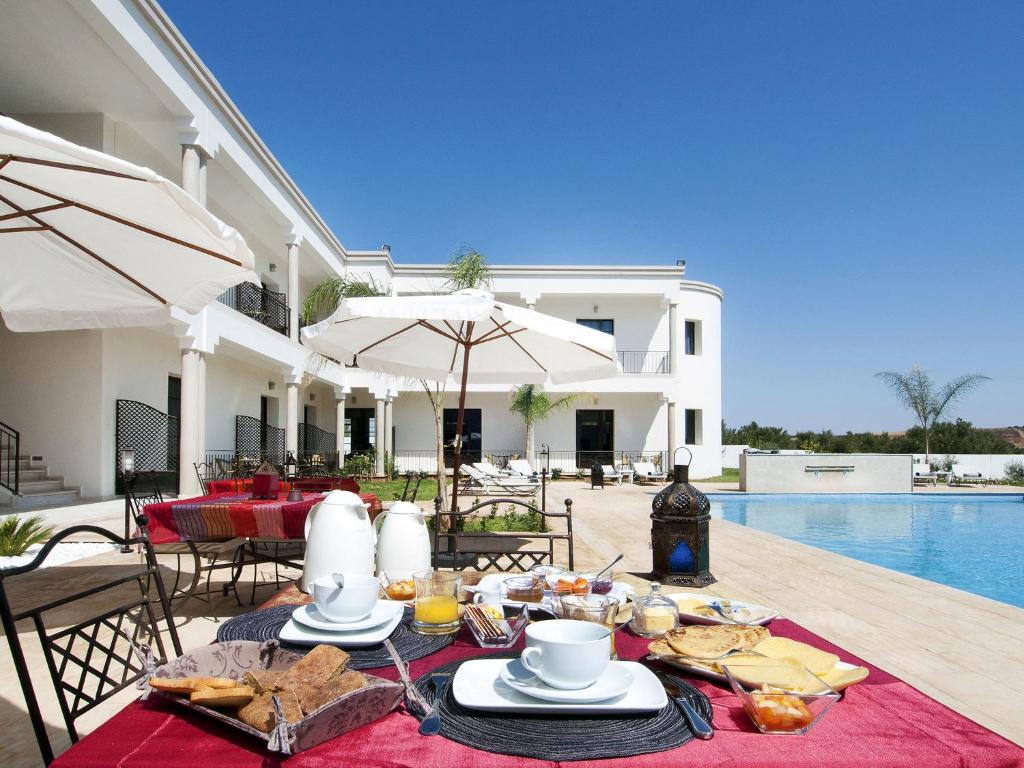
[617,350,670,375]
[218,282,289,336]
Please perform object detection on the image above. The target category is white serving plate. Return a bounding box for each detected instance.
[292,600,403,632]
[658,655,859,687]
[279,606,403,648]
[669,594,779,626]
[467,574,634,614]
[452,658,666,714]
[498,658,633,703]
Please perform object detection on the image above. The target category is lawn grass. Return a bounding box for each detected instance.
[694,467,740,483]
[358,477,439,502]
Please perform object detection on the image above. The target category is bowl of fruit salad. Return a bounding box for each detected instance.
[721,663,840,735]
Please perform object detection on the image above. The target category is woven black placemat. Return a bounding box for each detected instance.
[215,605,456,669]
[408,654,712,761]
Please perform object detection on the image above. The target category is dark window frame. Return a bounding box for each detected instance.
[576,318,615,336]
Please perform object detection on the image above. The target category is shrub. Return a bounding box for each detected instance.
[0,515,55,557]
[1005,460,1024,485]
[550,468,562,480]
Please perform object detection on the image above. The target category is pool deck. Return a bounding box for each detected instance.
[0,484,1021,766]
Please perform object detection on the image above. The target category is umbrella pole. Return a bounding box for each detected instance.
[450,324,474,514]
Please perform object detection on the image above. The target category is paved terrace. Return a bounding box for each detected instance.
[0,482,1021,765]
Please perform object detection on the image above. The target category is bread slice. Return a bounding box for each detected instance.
[752,637,839,676]
[297,669,367,714]
[237,691,303,733]
[189,686,255,708]
[277,645,351,692]
[149,677,198,695]
[664,625,770,658]
[244,670,286,695]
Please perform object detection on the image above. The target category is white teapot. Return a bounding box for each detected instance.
[374,501,432,579]
[301,490,376,593]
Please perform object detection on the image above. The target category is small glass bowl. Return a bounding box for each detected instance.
[721,664,840,735]
[505,575,546,603]
[463,603,530,648]
[579,571,614,595]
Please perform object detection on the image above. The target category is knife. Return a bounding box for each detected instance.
[657,672,714,740]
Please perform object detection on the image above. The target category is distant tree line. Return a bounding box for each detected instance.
[722,419,1023,455]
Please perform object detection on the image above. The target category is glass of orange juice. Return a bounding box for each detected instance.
[411,569,462,635]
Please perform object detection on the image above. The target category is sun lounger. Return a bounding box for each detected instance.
[475,460,514,477]
[460,464,540,496]
[949,471,988,487]
[913,470,938,487]
[631,460,667,484]
[507,459,536,477]
[601,464,624,484]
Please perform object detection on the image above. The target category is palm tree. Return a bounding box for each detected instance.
[875,367,990,461]
[508,384,579,466]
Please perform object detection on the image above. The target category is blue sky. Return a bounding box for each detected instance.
[162,1,1022,432]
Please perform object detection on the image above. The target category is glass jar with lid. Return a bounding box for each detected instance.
[629,582,679,637]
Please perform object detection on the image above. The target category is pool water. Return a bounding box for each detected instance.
[709,494,1024,608]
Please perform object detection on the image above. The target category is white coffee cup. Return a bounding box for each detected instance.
[520,619,611,690]
[472,584,502,607]
[312,573,379,623]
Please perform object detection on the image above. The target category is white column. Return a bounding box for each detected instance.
[374,398,386,476]
[181,145,202,200]
[285,375,300,457]
[196,353,206,463]
[287,237,300,342]
[667,399,677,464]
[668,302,679,376]
[334,389,348,459]
[197,152,208,207]
[384,396,395,456]
[178,349,201,495]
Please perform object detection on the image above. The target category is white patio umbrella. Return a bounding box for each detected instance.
[0,116,257,332]
[301,288,620,510]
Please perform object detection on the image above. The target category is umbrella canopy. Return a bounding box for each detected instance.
[0,116,257,332]
[301,289,620,510]
[300,289,619,385]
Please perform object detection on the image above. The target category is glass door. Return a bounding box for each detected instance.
[576,409,614,468]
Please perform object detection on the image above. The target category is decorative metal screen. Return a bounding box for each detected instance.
[115,400,178,493]
[298,422,336,458]
[217,282,289,336]
[235,415,285,466]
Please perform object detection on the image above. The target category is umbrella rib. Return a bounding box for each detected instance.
[356,320,422,354]
[416,320,460,343]
[571,342,614,361]
[0,156,11,172]
[0,190,166,304]
[0,225,48,234]
[482,318,548,373]
[0,202,71,223]
[0,174,244,266]
[448,322,465,374]
[4,155,149,181]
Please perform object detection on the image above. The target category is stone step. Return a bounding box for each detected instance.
[15,468,49,482]
[6,488,81,509]
[18,478,66,494]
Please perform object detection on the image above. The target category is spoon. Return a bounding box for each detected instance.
[332,573,345,588]
[594,553,624,580]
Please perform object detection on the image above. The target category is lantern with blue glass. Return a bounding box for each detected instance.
[650,447,716,587]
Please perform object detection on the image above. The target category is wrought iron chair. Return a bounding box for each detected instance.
[192,461,219,494]
[432,496,574,572]
[0,522,181,765]
[126,474,245,621]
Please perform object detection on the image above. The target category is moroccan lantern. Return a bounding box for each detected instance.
[650,447,716,587]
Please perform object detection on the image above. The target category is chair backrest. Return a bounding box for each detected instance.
[193,461,216,494]
[475,461,503,477]
[125,472,164,517]
[632,461,655,475]
[0,523,181,765]
[601,465,618,475]
[508,459,533,476]
[461,464,487,480]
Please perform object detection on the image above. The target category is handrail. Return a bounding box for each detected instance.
[217,281,289,336]
[0,419,20,495]
[617,350,670,375]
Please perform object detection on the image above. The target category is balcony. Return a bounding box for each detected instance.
[218,282,289,336]
[617,350,670,375]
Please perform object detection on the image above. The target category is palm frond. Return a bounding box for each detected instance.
[444,246,492,291]
[932,373,991,422]
[300,274,387,327]
[0,515,55,557]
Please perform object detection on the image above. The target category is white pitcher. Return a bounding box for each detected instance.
[301,490,376,593]
[374,500,432,579]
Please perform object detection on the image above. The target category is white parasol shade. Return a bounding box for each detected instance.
[0,116,258,332]
[300,289,619,385]
[301,288,619,511]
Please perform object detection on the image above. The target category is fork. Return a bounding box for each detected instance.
[418,672,452,736]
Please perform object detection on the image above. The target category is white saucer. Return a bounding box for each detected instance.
[498,658,632,703]
[453,658,665,714]
[279,607,404,648]
[291,600,402,632]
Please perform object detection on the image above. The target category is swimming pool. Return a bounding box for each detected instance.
[708,494,1024,608]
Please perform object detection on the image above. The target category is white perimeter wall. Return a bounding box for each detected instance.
[0,325,105,496]
[740,453,914,493]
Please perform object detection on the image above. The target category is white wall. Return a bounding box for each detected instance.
[0,325,105,496]
[912,454,1022,479]
[530,295,669,353]
[740,453,914,493]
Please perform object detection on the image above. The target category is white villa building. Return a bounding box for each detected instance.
[0,0,722,506]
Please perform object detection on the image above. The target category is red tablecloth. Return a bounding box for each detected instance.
[51,597,1022,768]
[206,477,361,495]
[142,490,382,545]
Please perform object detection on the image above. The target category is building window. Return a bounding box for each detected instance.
[576,409,614,467]
[444,408,482,464]
[684,409,702,445]
[684,320,701,355]
[577,318,614,335]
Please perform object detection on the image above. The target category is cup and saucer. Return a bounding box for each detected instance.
[280,574,404,648]
[451,619,667,714]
